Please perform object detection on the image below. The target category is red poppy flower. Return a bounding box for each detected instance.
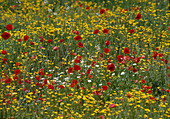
[86,6,90,10]
[74,35,82,41]
[133,68,137,73]
[70,83,76,88]
[128,65,132,71]
[103,29,109,34]
[124,56,130,61]
[68,67,73,74]
[106,8,109,11]
[1,50,7,55]
[147,90,152,94]
[5,78,12,84]
[141,79,146,84]
[99,115,104,119]
[36,76,41,82]
[53,46,58,51]
[100,53,103,57]
[30,41,34,45]
[77,42,84,48]
[135,7,139,11]
[18,39,23,42]
[146,86,151,89]
[152,51,158,60]
[93,29,99,34]
[44,79,48,84]
[86,69,91,74]
[102,85,108,91]
[110,104,117,108]
[124,47,130,54]
[12,5,16,9]
[2,58,7,64]
[13,75,19,81]
[1,32,10,40]
[159,53,163,57]
[18,80,22,85]
[47,39,53,43]
[133,51,136,54]
[59,85,64,89]
[88,74,93,79]
[105,40,110,45]
[75,31,79,35]
[6,24,13,30]
[39,71,45,76]
[108,58,111,63]
[165,60,168,64]
[93,91,102,95]
[77,85,80,89]
[39,36,44,42]
[133,57,141,63]
[127,93,131,98]
[59,39,64,43]
[150,96,154,100]
[135,13,142,20]
[104,48,110,53]
[107,82,111,85]
[48,84,54,89]
[72,53,76,56]
[117,55,123,63]
[77,56,82,59]
[46,74,52,78]
[24,35,29,41]
[74,65,81,71]
[155,47,159,50]
[100,9,105,14]
[72,80,78,85]
[23,52,27,56]
[74,58,80,63]
[92,61,96,67]
[124,9,128,11]
[79,4,82,7]
[129,29,135,34]
[72,30,79,35]
[14,69,20,75]
[107,63,115,72]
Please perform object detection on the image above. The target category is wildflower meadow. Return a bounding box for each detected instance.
[0,0,169,118]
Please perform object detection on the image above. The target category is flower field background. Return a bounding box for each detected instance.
[0,0,170,118]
